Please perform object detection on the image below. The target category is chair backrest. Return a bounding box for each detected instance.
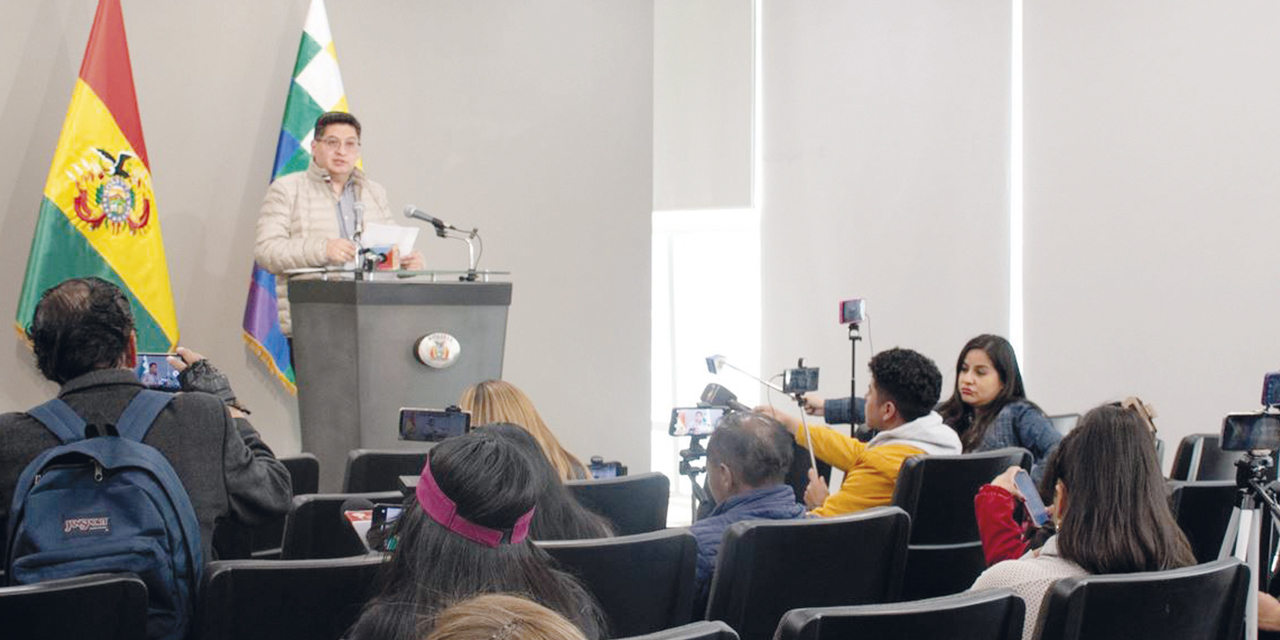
[775,588,1025,640]
[280,491,403,560]
[342,448,432,493]
[890,447,1033,600]
[566,472,670,536]
[704,506,910,640]
[616,620,739,640]
[1170,434,1235,481]
[196,555,385,640]
[538,529,697,637]
[1037,558,1249,640]
[1047,414,1080,436]
[1167,479,1237,563]
[283,453,321,496]
[0,573,147,640]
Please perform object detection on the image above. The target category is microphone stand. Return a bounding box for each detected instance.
[435,226,482,281]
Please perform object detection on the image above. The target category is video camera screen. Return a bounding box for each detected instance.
[669,407,726,437]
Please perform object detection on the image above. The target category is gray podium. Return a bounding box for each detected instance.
[289,277,512,491]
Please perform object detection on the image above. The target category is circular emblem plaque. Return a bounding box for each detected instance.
[414,332,461,369]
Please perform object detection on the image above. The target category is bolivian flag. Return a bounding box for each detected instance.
[14,0,178,352]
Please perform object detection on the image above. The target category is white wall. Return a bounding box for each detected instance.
[0,1,653,472]
[760,1,1012,401]
[653,0,753,211]
[1023,0,1280,454]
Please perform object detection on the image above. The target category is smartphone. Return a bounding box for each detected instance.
[372,504,403,529]
[1221,412,1280,452]
[135,353,180,391]
[399,407,470,442]
[588,457,625,479]
[1013,469,1049,527]
[669,407,726,437]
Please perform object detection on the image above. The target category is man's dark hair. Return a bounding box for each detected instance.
[706,411,794,488]
[26,277,134,384]
[868,347,942,423]
[314,111,361,140]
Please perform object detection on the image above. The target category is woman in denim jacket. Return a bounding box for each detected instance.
[937,334,1060,482]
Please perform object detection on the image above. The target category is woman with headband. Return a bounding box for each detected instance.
[347,431,606,640]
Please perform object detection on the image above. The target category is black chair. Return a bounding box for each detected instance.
[616,620,738,640]
[342,448,432,493]
[1168,479,1237,564]
[283,453,321,495]
[1036,557,1249,640]
[775,588,1025,640]
[280,491,403,559]
[891,447,1033,600]
[566,471,670,535]
[538,529,697,637]
[212,453,323,560]
[704,506,910,640]
[1047,413,1080,436]
[196,555,385,640]
[1169,434,1263,481]
[0,573,147,640]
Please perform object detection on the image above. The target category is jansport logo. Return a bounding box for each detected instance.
[63,516,110,534]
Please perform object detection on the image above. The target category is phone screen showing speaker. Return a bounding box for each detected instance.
[669,407,726,437]
[399,408,471,442]
[135,353,180,391]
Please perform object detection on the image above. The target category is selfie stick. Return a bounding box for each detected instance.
[706,355,818,471]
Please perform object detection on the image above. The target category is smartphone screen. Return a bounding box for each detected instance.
[372,504,403,528]
[1221,413,1280,452]
[589,462,622,479]
[669,407,726,437]
[399,408,470,442]
[135,353,180,391]
[1013,469,1049,527]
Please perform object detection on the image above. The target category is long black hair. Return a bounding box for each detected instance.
[937,334,1036,450]
[480,423,614,540]
[348,431,607,640]
[1043,404,1194,574]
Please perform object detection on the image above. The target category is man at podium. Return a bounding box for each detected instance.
[254,111,425,336]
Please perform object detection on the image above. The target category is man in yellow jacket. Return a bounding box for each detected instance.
[759,347,961,517]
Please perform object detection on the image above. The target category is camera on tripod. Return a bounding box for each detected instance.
[1220,368,1280,455]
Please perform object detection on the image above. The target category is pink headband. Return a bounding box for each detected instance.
[416,458,535,547]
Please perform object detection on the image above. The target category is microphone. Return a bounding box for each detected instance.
[404,205,450,237]
[700,383,750,413]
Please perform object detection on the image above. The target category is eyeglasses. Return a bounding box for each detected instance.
[319,137,360,152]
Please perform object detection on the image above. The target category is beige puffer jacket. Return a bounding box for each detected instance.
[254,161,394,335]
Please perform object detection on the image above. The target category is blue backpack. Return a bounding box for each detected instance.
[6,390,203,640]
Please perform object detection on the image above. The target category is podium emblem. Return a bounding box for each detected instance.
[414,332,461,369]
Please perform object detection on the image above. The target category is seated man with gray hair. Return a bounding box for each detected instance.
[691,410,807,605]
